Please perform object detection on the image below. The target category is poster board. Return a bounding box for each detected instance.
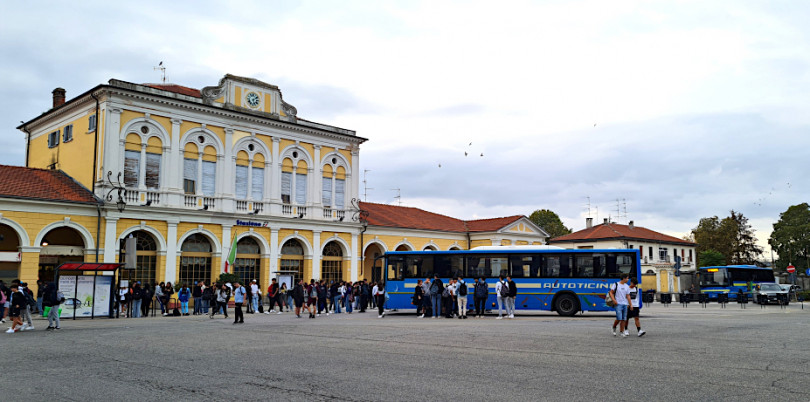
[58,275,112,318]
[278,274,293,291]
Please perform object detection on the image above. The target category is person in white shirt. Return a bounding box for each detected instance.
[250,280,260,313]
[625,278,646,337]
[495,275,508,319]
[609,274,633,337]
[372,282,386,318]
[455,277,468,319]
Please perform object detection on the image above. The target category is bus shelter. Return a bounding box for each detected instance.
[55,262,124,319]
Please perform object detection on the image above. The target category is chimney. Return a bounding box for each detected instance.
[52,87,66,108]
[629,220,634,229]
[585,217,593,229]
[603,218,609,224]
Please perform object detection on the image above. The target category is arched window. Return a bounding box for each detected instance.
[119,231,158,286]
[281,153,307,205]
[183,137,217,197]
[233,237,260,283]
[321,241,343,283]
[124,131,162,190]
[179,234,212,286]
[321,158,346,208]
[235,148,265,201]
[280,239,304,283]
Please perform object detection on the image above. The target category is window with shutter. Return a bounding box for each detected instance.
[335,178,345,208]
[322,176,332,207]
[124,150,140,187]
[48,131,59,148]
[183,158,196,194]
[295,173,307,204]
[202,160,216,196]
[251,167,264,200]
[62,125,73,142]
[235,165,248,199]
[88,114,97,131]
[145,153,161,189]
[281,172,292,204]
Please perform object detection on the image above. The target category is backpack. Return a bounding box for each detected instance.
[499,281,509,298]
[203,287,214,301]
[430,281,439,295]
[25,289,37,309]
[310,287,318,298]
[458,281,468,296]
[56,290,65,305]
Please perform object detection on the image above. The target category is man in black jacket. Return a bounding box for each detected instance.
[430,274,444,318]
[6,284,25,333]
[292,279,305,318]
[473,277,489,318]
[506,275,517,318]
[192,281,203,315]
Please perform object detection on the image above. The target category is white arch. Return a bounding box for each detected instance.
[118,225,167,252]
[34,220,95,250]
[0,217,31,247]
[278,234,313,258]
[119,117,170,145]
[421,241,439,251]
[235,231,270,255]
[233,136,272,162]
[176,227,223,254]
[392,240,415,251]
[279,144,313,165]
[320,151,350,170]
[362,239,388,255]
[321,236,351,257]
[180,127,225,155]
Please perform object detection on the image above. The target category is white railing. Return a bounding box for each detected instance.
[202,197,216,209]
[124,189,139,204]
[322,208,346,219]
[145,191,160,205]
[184,195,197,208]
[254,202,264,213]
[236,200,248,211]
[282,204,293,215]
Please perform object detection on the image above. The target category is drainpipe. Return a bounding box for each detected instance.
[466,232,471,250]
[22,125,31,167]
[95,203,102,263]
[90,92,100,193]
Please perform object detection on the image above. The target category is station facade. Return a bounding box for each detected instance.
[1,74,548,292]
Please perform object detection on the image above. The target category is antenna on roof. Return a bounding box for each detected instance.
[363,169,373,201]
[614,198,628,223]
[153,61,166,83]
[391,188,401,206]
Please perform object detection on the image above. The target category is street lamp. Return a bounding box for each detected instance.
[105,171,127,213]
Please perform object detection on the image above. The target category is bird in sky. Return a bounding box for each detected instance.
[480,153,484,157]
[438,163,441,168]
[159,61,163,66]
[464,151,468,157]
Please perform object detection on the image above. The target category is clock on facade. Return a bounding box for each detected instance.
[245,92,260,108]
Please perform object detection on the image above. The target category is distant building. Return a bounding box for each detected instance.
[548,218,697,293]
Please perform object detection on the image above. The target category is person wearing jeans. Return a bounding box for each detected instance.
[342,282,353,313]
[456,277,468,319]
[505,275,517,318]
[233,282,246,324]
[430,274,443,318]
[495,276,507,319]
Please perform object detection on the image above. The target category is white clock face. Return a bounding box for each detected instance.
[246,92,260,108]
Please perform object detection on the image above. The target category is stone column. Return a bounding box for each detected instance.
[165,219,179,284]
[311,230,321,279]
[222,224,233,274]
[351,232,359,282]
[167,118,183,207]
[103,217,119,263]
[269,228,279,278]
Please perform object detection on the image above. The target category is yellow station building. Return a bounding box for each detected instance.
[1,74,548,292]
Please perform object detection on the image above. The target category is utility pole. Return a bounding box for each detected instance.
[363,169,373,201]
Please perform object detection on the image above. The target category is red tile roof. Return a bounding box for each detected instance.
[0,165,98,205]
[549,222,695,245]
[144,84,201,98]
[360,202,525,233]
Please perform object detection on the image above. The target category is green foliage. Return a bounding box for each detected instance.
[216,273,242,286]
[769,203,810,272]
[699,250,725,267]
[692,210,763,266]
[529,209,572,239]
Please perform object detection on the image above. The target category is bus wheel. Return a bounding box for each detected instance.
[555,294,579,317]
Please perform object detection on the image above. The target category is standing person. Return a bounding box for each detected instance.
[141,283,152,318]
[443,279,455,318]
[0,280,8,324]
[250,280,260,314]
[118,285,129,316]
[244,281,254,314]
[19,282,35,330]
[177,283,191,316]
[473,277,488,318]
[163,282,174,315]
[429,274,443,319]
[625,278,646,337]
[343,281,353,314]
[192,281,203,315]
[131,282,143,318]
[201,282,213,315]
[609,274,632,337]
[267,278,280,313]
[373,281,386,318]
[330,281,341,314]
[317,280,329,316]
[284,283,293,312]
[5,284,25,333]
[292,279,305,318]
[421,278,432,318]
[306,279,318,319]
[456,276,468,319]
[36,279,44,314]
[155,282,166,316]
[506,275,517,319]
[232,281,246,324]
[359,279,370,313]
[495,275,508,319]
[413,279,424,317]
[45,282,63,330]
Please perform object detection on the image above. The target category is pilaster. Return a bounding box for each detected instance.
[103,217,119,263]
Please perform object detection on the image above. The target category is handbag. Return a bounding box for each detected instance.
[606,283,617,307]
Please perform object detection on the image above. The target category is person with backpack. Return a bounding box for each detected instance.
[141,283,153,318]
[429,274,443,319]
[177,283,191,316]
[473,277,489,318]
[44,282,63,330]
[373,281,386,318]
[342,281,353,314]
[456,276,469,319]
[316,280,329,316]
[306,279,318,319]
[131,282,143,318]
[292,279,305,318]
[19,282,35,330]
[506,275,517,319]
[192,281,203,315]
[201,281,214,315]
[609,274,632,337]
[5,284,26,333]
[155,282,166,316]
[420,278,432,318]
[495,275,508,319]
[267,278,280,314]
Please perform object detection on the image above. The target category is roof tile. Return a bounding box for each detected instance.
[549,222,695,245]
[360,202,525,233]
[144,84,201,98]
[0,165,98,205]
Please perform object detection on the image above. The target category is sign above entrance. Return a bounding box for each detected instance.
[235,219,269,228]
[0,251,21,262]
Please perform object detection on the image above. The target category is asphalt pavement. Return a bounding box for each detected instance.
[2,302,809,401]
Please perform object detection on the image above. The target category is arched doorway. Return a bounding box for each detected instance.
[364,243,384,283]
[395,244,411,251]
[0,224,21,283]
[39,227,86,282]
[321,241,343,283]
[280,239,304,284]
[179,234,212,286]
[119,231,158,286]
[233,237,260,284]
[423,245,437,251]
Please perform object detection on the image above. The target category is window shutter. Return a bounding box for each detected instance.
[88,114,97,131]
[335,178,345,208]
[183,158,196,194]
[235,165,248,199]
[281,172,292,204]
[202,160,216,196]
[124,150,140,187]
[322,177,332,207]
[251,167,264,200]
[145,153,161,189]
[295,173,307,204]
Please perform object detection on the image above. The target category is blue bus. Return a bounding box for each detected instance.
[698,265,775,300]
[381,246,641,316]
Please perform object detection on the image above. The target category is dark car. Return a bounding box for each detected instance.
[756,283,789,304]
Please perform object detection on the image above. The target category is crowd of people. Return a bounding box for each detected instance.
[1,279,63,332]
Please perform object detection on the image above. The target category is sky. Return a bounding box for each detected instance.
[1,0,808,258]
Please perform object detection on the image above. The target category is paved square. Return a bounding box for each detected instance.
[3,303,808,401]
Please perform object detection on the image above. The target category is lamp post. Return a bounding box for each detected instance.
[105,171,127,213]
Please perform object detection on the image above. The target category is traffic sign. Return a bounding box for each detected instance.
[805,268,810,276]
[787,265,796,274]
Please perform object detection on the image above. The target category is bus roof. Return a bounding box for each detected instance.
[699,265,771,270]
[383,248,639,256]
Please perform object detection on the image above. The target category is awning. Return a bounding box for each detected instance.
[57,262,124,272]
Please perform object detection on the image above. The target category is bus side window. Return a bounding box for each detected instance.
[467,257,481,277]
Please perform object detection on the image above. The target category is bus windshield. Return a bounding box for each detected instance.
[699,268,728,287]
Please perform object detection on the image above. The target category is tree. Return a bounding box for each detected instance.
[769,203,810,271]
[691,210,763,266]
[699,250,725,267]
[529,209,572,239]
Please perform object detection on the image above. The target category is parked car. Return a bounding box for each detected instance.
[756,283,789,304]
[778,284,802,293]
